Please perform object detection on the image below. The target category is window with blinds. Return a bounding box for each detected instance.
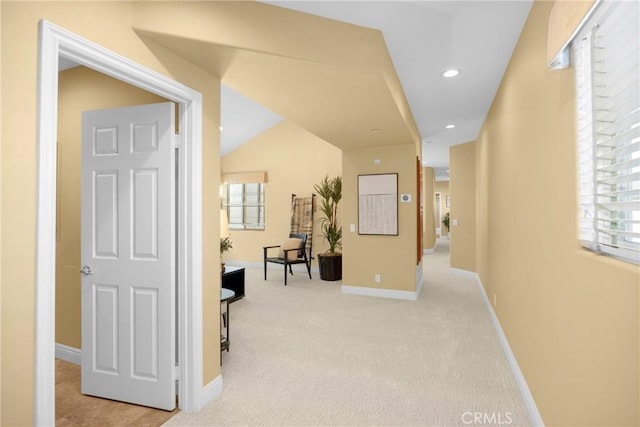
[572,0,640,264]
[221,182,265,230]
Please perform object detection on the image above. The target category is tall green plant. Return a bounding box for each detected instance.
[442,212,450,231]
[314,175,342,255]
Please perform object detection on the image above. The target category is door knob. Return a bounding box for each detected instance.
[80,265,93,276]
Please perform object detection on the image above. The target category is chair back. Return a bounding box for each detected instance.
[289,233,308,258]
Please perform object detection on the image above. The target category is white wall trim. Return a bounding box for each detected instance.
[201,375,223,408]
[36,20,204,425]
[423,239,437,254]
[55,344,81,365]
[472,275,545,427]
[342,285,418,301]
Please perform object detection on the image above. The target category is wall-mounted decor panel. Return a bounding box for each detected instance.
[358,173,398,235]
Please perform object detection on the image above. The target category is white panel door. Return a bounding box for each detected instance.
[81,102,175,410]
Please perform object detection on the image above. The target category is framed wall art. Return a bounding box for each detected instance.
[358,173,398,235]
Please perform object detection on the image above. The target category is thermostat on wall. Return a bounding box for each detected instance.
[400,194,411,202]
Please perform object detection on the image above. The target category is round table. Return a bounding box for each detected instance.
[220,288,235,357]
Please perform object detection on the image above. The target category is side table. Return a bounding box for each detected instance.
[222,266,245,302]
[220,288,235,360]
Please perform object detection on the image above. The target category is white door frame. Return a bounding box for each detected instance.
[35,20,204,425]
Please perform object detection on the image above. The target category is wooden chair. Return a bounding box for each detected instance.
[263,233,312,286]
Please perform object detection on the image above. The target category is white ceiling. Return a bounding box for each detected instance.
[220,85,283,156]
[221,0,533,180]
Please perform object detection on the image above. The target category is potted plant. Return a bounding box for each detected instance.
[314,175,342,281]
[442,212,450,234]
[220,236,233,272]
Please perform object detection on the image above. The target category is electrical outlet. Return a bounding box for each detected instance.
[375,274,381,283]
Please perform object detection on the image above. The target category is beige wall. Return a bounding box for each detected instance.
[56,66,168,349]
[434,181,450,237]
[342,144,417,291]
[221,121,342,264]
[132,2,420,153]
[0,0,4,423]
[422,167,436,251]
[476,1,639,424]
[476,123,490,288]
[449,142,476,272]
[547,0,596,65]
[1,3,220,424]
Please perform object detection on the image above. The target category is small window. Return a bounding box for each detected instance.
[221,182,265,230]
[572,0,639,264]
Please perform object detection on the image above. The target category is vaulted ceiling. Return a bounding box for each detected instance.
[132,1,532,180]
[268,1,533,178]
[134,1,420,151]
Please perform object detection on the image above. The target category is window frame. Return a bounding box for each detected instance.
[221,182,266,230]
[571,0,640,265]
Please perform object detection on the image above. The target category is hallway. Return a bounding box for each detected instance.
[166,236,530,426]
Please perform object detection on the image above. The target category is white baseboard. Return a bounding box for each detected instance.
[225,260,263,269]
[55,343,81,365]
[342,285,418,301]
[201,374,223,409]
[472,276,545,427]
[423,239,438,254]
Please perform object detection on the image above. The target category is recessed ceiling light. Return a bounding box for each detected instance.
[219,126,224,131]
[442,69,460,78]
[445,124,455,129]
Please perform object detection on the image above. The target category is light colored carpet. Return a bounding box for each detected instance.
[166,239,530,426]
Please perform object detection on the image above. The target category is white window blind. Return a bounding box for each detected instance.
[221,182,265,230]
[572,0,640,264]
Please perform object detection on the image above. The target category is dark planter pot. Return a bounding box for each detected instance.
[318,254,342,281]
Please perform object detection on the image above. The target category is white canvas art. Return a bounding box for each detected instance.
[358,174,398,235]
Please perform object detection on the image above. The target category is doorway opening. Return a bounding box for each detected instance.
[56,67,179,420]
[36,20,204,425]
